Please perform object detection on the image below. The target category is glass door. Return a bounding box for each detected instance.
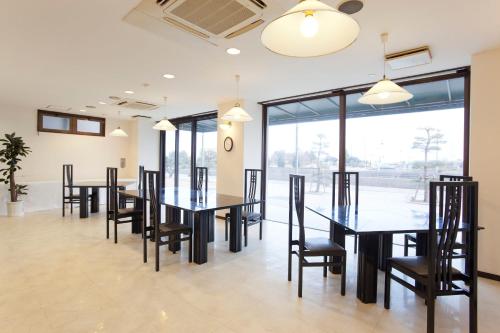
[196,118,218,190]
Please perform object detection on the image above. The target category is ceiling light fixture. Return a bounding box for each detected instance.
[98,101,107,105]
[163,74,176,79]
[226,48,241,55]
[124,90,134,94]
[110,111,128,137]
[221,75,253,122]
[153,97,177,131]
[79,109,86,112]
[358,33,414,105]
[260,0,360,57]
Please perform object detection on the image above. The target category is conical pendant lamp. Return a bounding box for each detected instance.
[359,33,413,105]
[153,97,177,131]
[261,0,360,57]
[110,111,128,137]
[221,75,253,122]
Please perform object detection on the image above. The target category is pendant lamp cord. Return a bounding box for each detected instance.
[235,74,240,101]
[381,33,388,79]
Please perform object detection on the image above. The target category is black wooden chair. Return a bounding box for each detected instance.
[385,180,478,333]
[404,175,473,256]
[62,164,89,216]
[288,174,347,297]
[142,170,192,271]
[125,165,144,206]
[106,167,143,243]
[225,169,263,246]
[332,172,359,253]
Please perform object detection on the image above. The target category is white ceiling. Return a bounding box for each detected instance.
[1,0,499,120]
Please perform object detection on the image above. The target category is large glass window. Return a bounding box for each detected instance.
[267,97,340,229]
[345,77,465,213]
[164,130,176,187]
[264,71,468,230]
[178,122,192,188]
[196,119,218,190]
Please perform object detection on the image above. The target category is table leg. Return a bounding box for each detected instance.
[357,233,379,304]
[378,234,393,271]
[131,197,143,234]
[79,187,89,218]
[229,206,242,253]
[90,187,100,213]
[329,223,346,274]
[193,211,209,264]
[416,233,428,291]
[208,212,215,243]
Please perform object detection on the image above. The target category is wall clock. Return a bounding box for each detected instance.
[224,136,233,152]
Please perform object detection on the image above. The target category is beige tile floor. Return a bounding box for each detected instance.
[0,209,499,333]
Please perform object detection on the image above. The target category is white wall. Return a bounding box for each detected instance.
[0,103,138,214]
[470,46,500,276]
[134,118,160,171]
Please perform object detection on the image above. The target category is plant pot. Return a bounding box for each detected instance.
[7,201,24,217]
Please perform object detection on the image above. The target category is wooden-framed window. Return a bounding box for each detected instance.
[37,110,106,137]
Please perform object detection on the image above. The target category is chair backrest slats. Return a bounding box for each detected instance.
[137,165,145,192]
[332,171,359,213]
[194,167,208,192]
[106,167,118,215]
[62,164,73,197]
[144,171,160,229]
[289,175,305,250]
[428,181,478,292]
[244,169,262,214]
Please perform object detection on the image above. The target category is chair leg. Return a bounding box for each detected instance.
[323,256,327,277]
[259,220,263,240]
[288,246,292,281]
[384,265,391,309]
[225,215,229,241]
[70,201,73,214]
[427,296,435,333]
[298,254,303,298]
[106,216,110,239]
[341,255,346,296]
[188,234,193,263]
[244,220,248,247]
[404,235,409,257]
[114,222,118,244]
[354,235,357,254]
[62,201,65,217]
[470,291,477,333]
[155,237,160,272]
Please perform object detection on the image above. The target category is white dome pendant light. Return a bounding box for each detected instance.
[261,0,360,57]
[359,33,413,105]
[153,97,177,131]
[110,111,128,137]
[222,75,253,122]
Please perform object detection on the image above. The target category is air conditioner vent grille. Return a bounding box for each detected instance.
[170,0,255,35]
[114,99,159,111]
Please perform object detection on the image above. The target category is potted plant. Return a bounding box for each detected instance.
[0,133,31,216]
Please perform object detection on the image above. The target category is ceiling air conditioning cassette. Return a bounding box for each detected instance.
[114,99,159,111]
[124,0,266,45]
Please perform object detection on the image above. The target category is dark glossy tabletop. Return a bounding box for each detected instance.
[71,180,135,188]
[120,187,261,212]
[306,205,474,234]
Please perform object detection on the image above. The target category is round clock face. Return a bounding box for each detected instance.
[224,136,233,152]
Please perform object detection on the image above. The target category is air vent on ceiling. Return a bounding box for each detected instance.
[45,105,72,112]
[385,46,432,70]
[114,99,159,111]
[124,0,266,45]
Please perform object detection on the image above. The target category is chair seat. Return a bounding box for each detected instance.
[116,207,142,218]
[388,256,463,277]
[158,223,192,235]
[304,237,346,256]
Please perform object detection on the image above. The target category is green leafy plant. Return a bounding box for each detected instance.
[0,133,31,202]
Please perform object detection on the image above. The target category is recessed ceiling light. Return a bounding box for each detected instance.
[98,101,107,105]
[163,74,176,79]
[80,109,86,112]
[226,48,241,55]
[124,90,134,94]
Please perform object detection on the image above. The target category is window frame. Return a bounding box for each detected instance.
[37,110,106,137]
[260,67,471,219]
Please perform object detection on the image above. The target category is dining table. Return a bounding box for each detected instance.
[70,180,135,218]
[306,205,477,304]
[119,187,261,265]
